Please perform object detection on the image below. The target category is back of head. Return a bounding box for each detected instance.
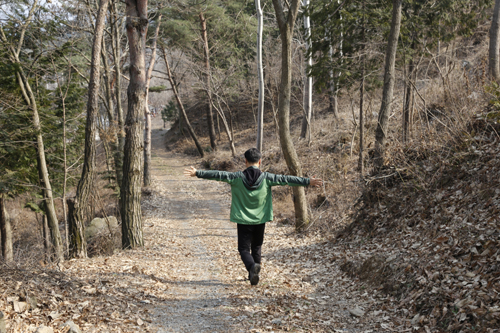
[244,148,261,163]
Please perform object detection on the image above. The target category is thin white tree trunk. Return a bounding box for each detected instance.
[336,0,343,112]
[255,0,264,152]
[328,45,338,117]
[300,0,312,140]
[53,61,71,255]
[328,0,342,118]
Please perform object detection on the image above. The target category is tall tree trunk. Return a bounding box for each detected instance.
[162,46,205,157]
[122,0,148,249]
[22,71,64,262]
[101,37,121,188]
[111,1,125,189]
[199,12,217,151]
[144,14,162,187]
[0,195,13,263]
[403,56,415,143]
[374,0,402,168]
[255,0,265,152]
[329,0,343,118]
[272,0,309,231]
[300,0,312,140]
[55,65,71,255]
[359,0,365,175]
[328,51,338,118]
[42,214,50,260]
[490,0,500,81]
[70,0,110,258]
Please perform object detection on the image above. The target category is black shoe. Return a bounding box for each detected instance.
[249,263,261,286]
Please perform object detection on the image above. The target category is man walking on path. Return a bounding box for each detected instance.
[184,148,323,285]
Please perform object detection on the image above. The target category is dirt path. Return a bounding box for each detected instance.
[145,129,236,332]
[140,122,394,332]
[52,120,399,332]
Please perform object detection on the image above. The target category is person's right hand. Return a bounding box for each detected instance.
[310,177,323,187]
[183,166,197,177]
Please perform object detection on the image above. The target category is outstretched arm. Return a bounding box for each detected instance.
[184,167,238,184]
[266,173,322,187]
[184,166,197,177]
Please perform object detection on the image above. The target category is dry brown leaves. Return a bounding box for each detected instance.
[339,126,500,332]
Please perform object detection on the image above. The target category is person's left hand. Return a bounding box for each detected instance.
[183,166,197,177]
[310,177,323,187]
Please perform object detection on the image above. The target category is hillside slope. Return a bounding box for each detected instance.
[337,114,500,332]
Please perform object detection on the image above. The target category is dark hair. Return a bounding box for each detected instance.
[244,148,261,163]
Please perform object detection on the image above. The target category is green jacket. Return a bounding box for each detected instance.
[196,166,310,225]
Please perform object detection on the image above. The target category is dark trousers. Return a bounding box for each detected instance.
[237,223,266,272]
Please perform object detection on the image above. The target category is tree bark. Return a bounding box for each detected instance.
[144,14,162,187]
[300,0,312,140]
[162,46,205,157]
[0,195,13,263]
[328,65,339,118]
[490,0,500,81]
[101,37,121,188]
[328,0,343,119]
[54,64,71,255]
[359,0,365,175]
[121,0,148,249]
[70,0,110,258]
[403,56,415,143]
[272,0,309,231]
[24,70,64,262]
[199,12,217,151]
[42,214,50,260]
[255,0,265,152]
[111,1,125,189]
[374,0,402,168]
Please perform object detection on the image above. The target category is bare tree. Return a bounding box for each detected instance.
[144,14,162,187]
[300,0,312,141]
[121,0,149,249]
[199,12,217,151]
[210,88,237,157]
[490,0,500,81]
[111,1,126,188]
[161,46,205,157]
[69,0,111,258]
[0,0,64,262]
[255,0,265,152]
[403,39,416,143]
[374,0,402,168]
[359,0,366,175]
[272,0,310,231]
[52,60,73,255]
